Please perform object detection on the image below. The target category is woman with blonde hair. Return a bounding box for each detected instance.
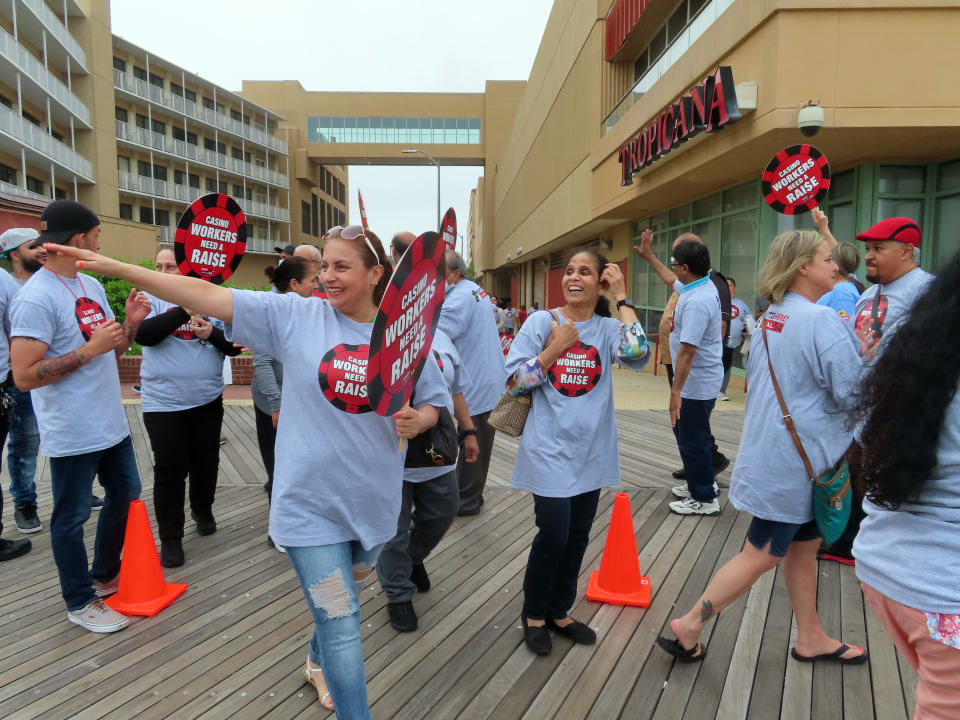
[656,229,872,664]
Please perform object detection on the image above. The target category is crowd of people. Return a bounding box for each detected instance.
[0,197,956,719]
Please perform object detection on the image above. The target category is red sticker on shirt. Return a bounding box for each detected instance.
[318,344,372,414]
[730,304,741,319]
[74,297,108,340]
[855,295,888,333]
[169,308,198,341]
[548,342,602,397]
[765,312,789,333]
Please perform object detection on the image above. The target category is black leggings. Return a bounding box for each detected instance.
[253,406,277,500]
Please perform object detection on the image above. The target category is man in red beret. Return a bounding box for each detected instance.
[853,217,933,347]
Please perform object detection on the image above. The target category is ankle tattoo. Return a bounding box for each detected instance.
[700,600,716,623]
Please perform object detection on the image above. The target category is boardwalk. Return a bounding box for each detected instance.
[0,406,917,720]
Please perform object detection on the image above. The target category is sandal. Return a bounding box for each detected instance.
[302,658,334,710]
[655,635,706,662]
[791,643,868,665]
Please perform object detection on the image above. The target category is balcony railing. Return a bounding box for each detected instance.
[115,120,288,187]
[117,170,290,223]
[245,236,276,254]
[0,27,90,126]
[20,0,87,71]
[0,103,92,180]
[602,0,734,135]
[0,178,50,202]
[113,69,287,154]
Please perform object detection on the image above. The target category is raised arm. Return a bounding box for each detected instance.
[43,244,234,323]
[812,208,838,248]
[633,228,678,288]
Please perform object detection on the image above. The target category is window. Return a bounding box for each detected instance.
[170,82,183,97]
[133,67,147,81]
[0,163,17,184]
[233,184,245,197]
[319,169,326,192]
[51,129,64,143]
[153,165,167,181]
[319,199,326,234]
[311,194,319,236]
[185,88,197,103]
[204,138,226,154]
[22,110,41,127]
[326,203,332,232]
[189,173,200,189]
[155,209,170,226]
[206,178,226,193]
[0,94,12,109]
[175,170,186,185]
[119,203,133,220]
[338,181,345,204]
[139,206,153,224]
[136,114,149,130]
[172,127,197,145]
[230,109,242,122]
[148,73,163,89]
[117,156,131,173]
[301,201,311,234]
[151,119,165,135]
[112,57,126,73]
[202,97,215,110]
[54,187,66,199]
[137,160,151,177]
[115,107,128,123]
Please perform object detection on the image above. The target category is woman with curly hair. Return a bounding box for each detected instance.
[854,250,960,719]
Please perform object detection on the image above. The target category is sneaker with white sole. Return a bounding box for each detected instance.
[67,598,129,633]
[718,392,730,401]
[14,505,41,534]
[92,574,120,598]
[671,482,720,499]
[669,497,721,516]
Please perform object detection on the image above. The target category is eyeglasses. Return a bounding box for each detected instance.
[323,225,381,265]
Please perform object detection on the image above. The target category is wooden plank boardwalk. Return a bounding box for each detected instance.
[0,406,917,720]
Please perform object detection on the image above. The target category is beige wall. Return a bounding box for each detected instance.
[98,216,163,263]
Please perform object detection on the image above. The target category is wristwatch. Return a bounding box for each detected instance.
[616,298,636,310]
[459,428,478,444]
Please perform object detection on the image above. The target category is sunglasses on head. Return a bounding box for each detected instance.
[323,225,381,265]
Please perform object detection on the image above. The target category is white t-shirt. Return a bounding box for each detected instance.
[727,298,752,348]
[140,294,226,413]
[10,268,128,457]
[729,293,861,523]
[437,279,506,415]
[670,276,723,400]
[227,290,448,549]
[854,267,934,342]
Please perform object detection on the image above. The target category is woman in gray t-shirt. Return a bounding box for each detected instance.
[657,229,871,666]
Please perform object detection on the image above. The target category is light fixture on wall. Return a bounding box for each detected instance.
[600,237,613,251]
[516,246,523,256]
[540,257,549,268]
[506,253,512,261]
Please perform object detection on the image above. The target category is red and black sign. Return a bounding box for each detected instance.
[358,188,370,232]
[761,145,830,215]
[174,193,247,284]
[366,231,446,416]
[619,66,741,186]
[548,342,602,397]
[441,207,457,251]
[318,343,373,414]
[499,332,514,356]
[74,297,108,340]
[169,307,198,340]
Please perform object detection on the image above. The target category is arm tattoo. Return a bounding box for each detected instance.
[700,600,716,624]
[37,350,84,380]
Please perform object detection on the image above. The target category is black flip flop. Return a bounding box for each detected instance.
[655,635,706,663]
[791,643,868,665]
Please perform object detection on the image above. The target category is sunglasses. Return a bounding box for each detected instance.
[323,225,381,264]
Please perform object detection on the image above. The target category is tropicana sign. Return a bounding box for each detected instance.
[618,66,741,186]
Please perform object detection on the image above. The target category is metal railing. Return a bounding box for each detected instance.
[158,226,175,243]
[115,120,288,187]
[117,170,290,223]
[602,0,734,135]
[113,69,287,154]
[0,178,50,202]
[0,27,90,125]
[0,103,92,179]
[20,0,87,70]
[245,236,276,254]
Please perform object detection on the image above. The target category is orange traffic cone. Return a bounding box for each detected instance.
[586,492,651,607]
[105,499,187,617]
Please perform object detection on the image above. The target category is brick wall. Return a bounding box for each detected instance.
[117,355,253,385]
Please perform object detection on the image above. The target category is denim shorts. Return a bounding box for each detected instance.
[746,517,820,557]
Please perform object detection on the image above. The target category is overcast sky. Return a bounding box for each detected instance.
[110,0,554,255]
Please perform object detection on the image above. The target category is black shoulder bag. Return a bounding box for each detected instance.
[404,389,459,468]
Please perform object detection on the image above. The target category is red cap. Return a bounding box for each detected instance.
[855,217,921,248]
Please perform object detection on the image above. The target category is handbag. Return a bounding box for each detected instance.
[405,405,459,468]
[488,310,559,437]
[761,321,851,545]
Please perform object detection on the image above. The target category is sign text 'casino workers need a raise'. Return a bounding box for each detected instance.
[173,193,247,284]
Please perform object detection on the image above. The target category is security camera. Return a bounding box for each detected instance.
[797,102,824,137]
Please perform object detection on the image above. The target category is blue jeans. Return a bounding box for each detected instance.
[49,436,141,611]
[286,542,383,720]
[7,385,39,509]
[672,397,718,502]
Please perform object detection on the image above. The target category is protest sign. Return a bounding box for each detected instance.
[761,144,830,215]
[441,207,457,251]
[173,193,246,283]
[358,189,370,232]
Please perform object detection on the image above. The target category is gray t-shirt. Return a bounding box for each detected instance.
[854,267,934,342]
[10,268,128,457]
[670,276,723,400]
[505,310,631,497]
[854,391,960,614]
[729,293,861,524]
[227,289,449,549]
[140,294,226,413]
[727,298,752,348]
[0,268,21,378]
[405,329,460,484]
[437,279,506,415]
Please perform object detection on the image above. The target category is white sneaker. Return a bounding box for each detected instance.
[669,497,721,516]
[718,392,730,401]
[92,574,120,598]
[671,482,719,499]
[67,598,129,633]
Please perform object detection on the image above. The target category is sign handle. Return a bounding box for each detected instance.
[397,401,410,454]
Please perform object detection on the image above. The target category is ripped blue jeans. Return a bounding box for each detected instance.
[285,541,383,720]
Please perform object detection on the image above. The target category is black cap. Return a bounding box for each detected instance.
[31,200,100,248]
[275,244,296,255]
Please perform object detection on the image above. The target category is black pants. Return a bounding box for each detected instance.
[522,489,600,620]
[253,406,277,499]
[143,396,223,541]
[457,410,496,514]
[0,375,12,536]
